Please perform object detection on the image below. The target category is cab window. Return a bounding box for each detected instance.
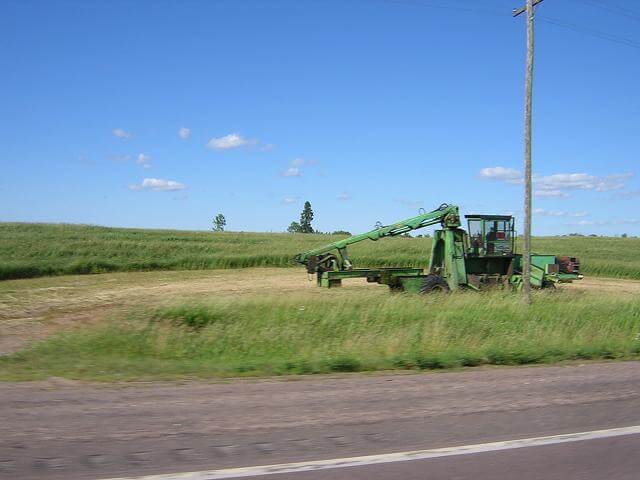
[468,220,483,248]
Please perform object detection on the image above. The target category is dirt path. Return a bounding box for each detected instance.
[1,268,638,355]
[565,276,640,295]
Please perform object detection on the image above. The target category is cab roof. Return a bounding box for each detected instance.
[464,214,513,221]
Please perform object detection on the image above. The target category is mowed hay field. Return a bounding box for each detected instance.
[1,268,640,381]
[2,222,640,280]
[1,222,640,381]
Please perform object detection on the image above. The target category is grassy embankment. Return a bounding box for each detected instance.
[2,222,639,280]
[1,289,639,381]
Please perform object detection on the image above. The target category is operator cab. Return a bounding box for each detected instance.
[465,214,515,257]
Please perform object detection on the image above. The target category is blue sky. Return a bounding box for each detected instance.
[1,0,638,236]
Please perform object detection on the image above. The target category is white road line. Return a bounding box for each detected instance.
[105,424,640,480]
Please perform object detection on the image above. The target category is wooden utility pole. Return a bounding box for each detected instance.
[513,0,542,304]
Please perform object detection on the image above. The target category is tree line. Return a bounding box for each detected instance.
[212,201,351,235]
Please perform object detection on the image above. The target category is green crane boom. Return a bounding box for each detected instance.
[292,202,583,293]
[293,204,460,272]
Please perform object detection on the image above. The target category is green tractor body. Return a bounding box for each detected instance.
[294,204,582,293]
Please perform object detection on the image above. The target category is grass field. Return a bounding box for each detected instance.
[1,287,639,381]
[2,222,640,280]
[2,223,639,381]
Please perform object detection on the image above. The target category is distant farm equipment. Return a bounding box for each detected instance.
[293,204,582,293]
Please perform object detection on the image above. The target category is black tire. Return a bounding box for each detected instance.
[420,274,450,294]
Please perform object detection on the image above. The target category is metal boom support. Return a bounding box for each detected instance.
[293,204,460,272]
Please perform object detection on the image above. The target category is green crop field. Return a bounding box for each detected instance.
[2,288,639,381]
[1,222,639,281]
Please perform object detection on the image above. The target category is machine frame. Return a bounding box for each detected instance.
[294,204,582,293]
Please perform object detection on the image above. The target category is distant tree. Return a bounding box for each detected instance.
[299,201,314,233]
[212,213,226,232]
[622,233,628,238]
[332,230,352,236]
[287,221,302,233]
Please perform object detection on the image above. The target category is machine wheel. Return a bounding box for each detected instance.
[541,280,557,290]
[420,274,450,294]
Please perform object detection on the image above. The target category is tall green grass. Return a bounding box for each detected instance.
[1,222,639,280]
[2,290,638,380]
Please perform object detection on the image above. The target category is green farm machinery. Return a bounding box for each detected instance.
[293,204,582,293]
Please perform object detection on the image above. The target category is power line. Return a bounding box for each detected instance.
[539,14,640,49]
[381,0,640,50]
[383,0,640,48]
[574,0,640,22]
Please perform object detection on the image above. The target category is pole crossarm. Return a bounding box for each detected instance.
[512,0,544,17]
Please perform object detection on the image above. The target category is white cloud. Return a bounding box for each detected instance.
[479,167,522,184]
[535,172,632,193]
[136,153,151,169]
[113,128,133,139]
[394,198,423,209]
[282,167,300,177]
[606,172,635,183]
[178,127,191,140]
[480,166,633,198]
[615,190,640,198]
[109,154,132,162]
[281,158,316,177]
[573,220,596,226]
[129,178,187,192]
[206,133,250,150]
[282,196,299,204]
[567,219,640,226]
[534,189,570,199]
[290,158,306,167]
[337,192,351,201]
[533,208,588,218]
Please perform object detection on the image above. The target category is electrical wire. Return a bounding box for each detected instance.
[538,14,640,49]
[573,0,640,22]
[381,0,640,50]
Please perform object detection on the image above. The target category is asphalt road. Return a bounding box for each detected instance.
[269,435,640,480]
[2,362,640,480]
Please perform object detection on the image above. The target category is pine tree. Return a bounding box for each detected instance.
[299,201,314,233]
[212,213,226,232]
